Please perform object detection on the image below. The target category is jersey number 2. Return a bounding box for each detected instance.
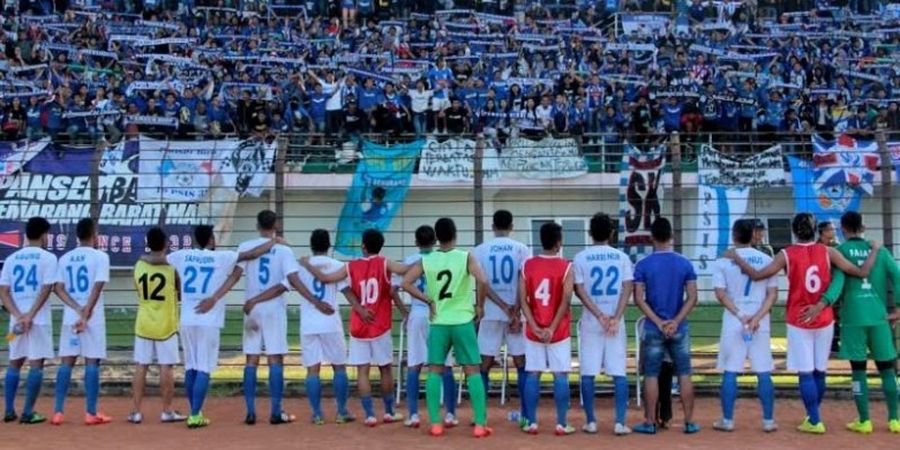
[436,270,453,300]
[138,273,167,301]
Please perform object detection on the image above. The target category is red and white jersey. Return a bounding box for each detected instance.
[783,242,834,329]
[522,255,571,343]
[347,255,392,339]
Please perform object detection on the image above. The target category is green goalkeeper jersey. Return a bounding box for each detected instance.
[423,249,474,326]
[822,238,900,326]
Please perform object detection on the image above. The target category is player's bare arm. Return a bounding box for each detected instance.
[468,252,503,318]
[24,283,54,332]
[609,280,633,336]
[284,271,333,315]
[574,282,607,326]
[714,287,743,322]
[0,285,24,322]
[82,281,106,323]
[341,286,373,323]
[385,259,409,275]
[665,280,698,337]
[300,257,348,283]
[54,282,84,317]
[827,244,879,278]
[633,282,667,331]
[727,250,786,281]
[518,275,545,341]
[203,266,244,314]
[390,288,409,320]
[546,267,574,343]
[750,287,778,332]
[400,262,434,318]
[236,237,284,262]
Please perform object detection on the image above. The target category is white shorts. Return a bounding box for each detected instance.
[578,320,627,377]
[786,324,834,373]
[181,326,221,373]
[8,324,53,361]
[243,312,288,356]
[349,332,393,366]
[477,320,525,357]
[717,327,774,373]
[432,97,451,112]
[134,335,180,365]
[59,324,107,360]
[302,332,347,367]
[406,316,454,367]
[525,338,571,373]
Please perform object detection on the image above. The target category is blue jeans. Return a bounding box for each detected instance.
[641,325,692,377]
[413,112,427,138]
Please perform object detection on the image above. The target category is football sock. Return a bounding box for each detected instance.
[580,376,596,424]
[525,372,540,424]
[721,371,738,421]
[799,372,821,425]
[553,374,570,427]
[243,365,257,416]
[425,371,442,424]
[334,370,350,416]
[757,372,775,421]
[306,375,322,418]
[361,395,375,419]
[191,372,209,416]
[23,367,43,416]
[851,369,870,422]
[813,370,827,407]
[269,364,284,417]
[406,369,420,416]
[184,369,197,412]
[517,367,527,416]
[613,375,628,424]
[442,368,457,415]
[85,363,100,415]
[54,364,72,414]
[467,373,487,426]
[4,367,20,414]
[383,395,395,416]
[880,368,898,421]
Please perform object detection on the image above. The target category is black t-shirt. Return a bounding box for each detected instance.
[343,108,366,133]
[445,107,468,133]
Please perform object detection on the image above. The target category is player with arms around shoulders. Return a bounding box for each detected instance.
[128,227,185,425]
[145,224,282,428]
[820,212,900,434]
[392,225,458,429]
[1,216,57,424]
[474,210,530,424]
[51,218,112,426]
[726,212,879,434]
[247,229,355,425]
[401,217,501,439]
[520,222,576,436]
[300,228,409,427]
[235,210,305,425]
[574,213,633,436]
[712,219,779,433]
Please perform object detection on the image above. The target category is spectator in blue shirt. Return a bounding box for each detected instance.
[309,84,328,132]
[662,97,683,133]
[632,217,699,435]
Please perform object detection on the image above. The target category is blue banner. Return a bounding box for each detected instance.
[335,140,423,257]
[788,155,862,231]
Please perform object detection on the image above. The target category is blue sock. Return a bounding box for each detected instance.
[442,369,457,415]
[269,364,284,417]
[721,371,738,421]
[191,372,210,416]
[406,369,420,416]
[5,367,20,415]
[580,376,596,424]
[184,369,197,412]
[799,372,821,424]
[524,372,540,424]
[757,372,775,421]
[243,365,257,416]
[383,394,395,415]
[553,374,570,427]
[361,396,375,418]
[334,370,350,416]
[53,364,73,414]
[306,375,322,418]
[516,367,527,416]
[613,376,628,425]
[85,363,99,415]
[813,370,826,406]
[481,370,490,393]
[23,368,43,416]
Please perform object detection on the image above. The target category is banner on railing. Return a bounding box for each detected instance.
[335,140,423,256]
[692,185,749,275]
[699,144,785,187]
[501,137,588,179]
[619,143,666,261]
[417,138,501,182]
[890,142,900,181]
[0,138,50,176]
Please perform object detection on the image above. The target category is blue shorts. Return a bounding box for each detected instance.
[641,326,692,378]
[342,0,356,8]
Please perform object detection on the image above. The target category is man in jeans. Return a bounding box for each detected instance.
[632,218,700,434]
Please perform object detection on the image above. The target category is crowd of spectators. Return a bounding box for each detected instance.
[0,0,897,157]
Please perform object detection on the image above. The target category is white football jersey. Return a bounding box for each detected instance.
[0,247,58,327]
[573,245,634,331]
[168,248,239,328]
[237,238,299,316]
[56,246,109,327]
[286,255,346,335]
[474,237,531,321]
[712,247,777,332]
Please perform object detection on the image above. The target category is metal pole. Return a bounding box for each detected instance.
[877,130,894,251]
[275,135,287,237]
[89,142,102,223]
[474,135,485,246]
[671,132,683,254]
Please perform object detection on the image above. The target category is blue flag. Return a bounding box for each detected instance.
[788,155,862,231]
[335,140,423,256]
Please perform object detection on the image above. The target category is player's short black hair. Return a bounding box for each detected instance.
[792,213,817,241]
[732,219,754,245]
[492,210,513,230]
[818,220,834,233]
[589,213,614,242]
[415,225,436,248]
[540,222,562,251]
[650,217,673,243]
[76,218,95,242]
[25,216,50,241]
[146,227,167,252]
[362,229,385,254]
[840,211,863,234]
[435,218,457,244]
[194,225,214,249]
[257,210,278,231]
[310,229,331,253]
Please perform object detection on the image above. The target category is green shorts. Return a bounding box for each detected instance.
[839,323,898,362]
[427,321,480,366]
